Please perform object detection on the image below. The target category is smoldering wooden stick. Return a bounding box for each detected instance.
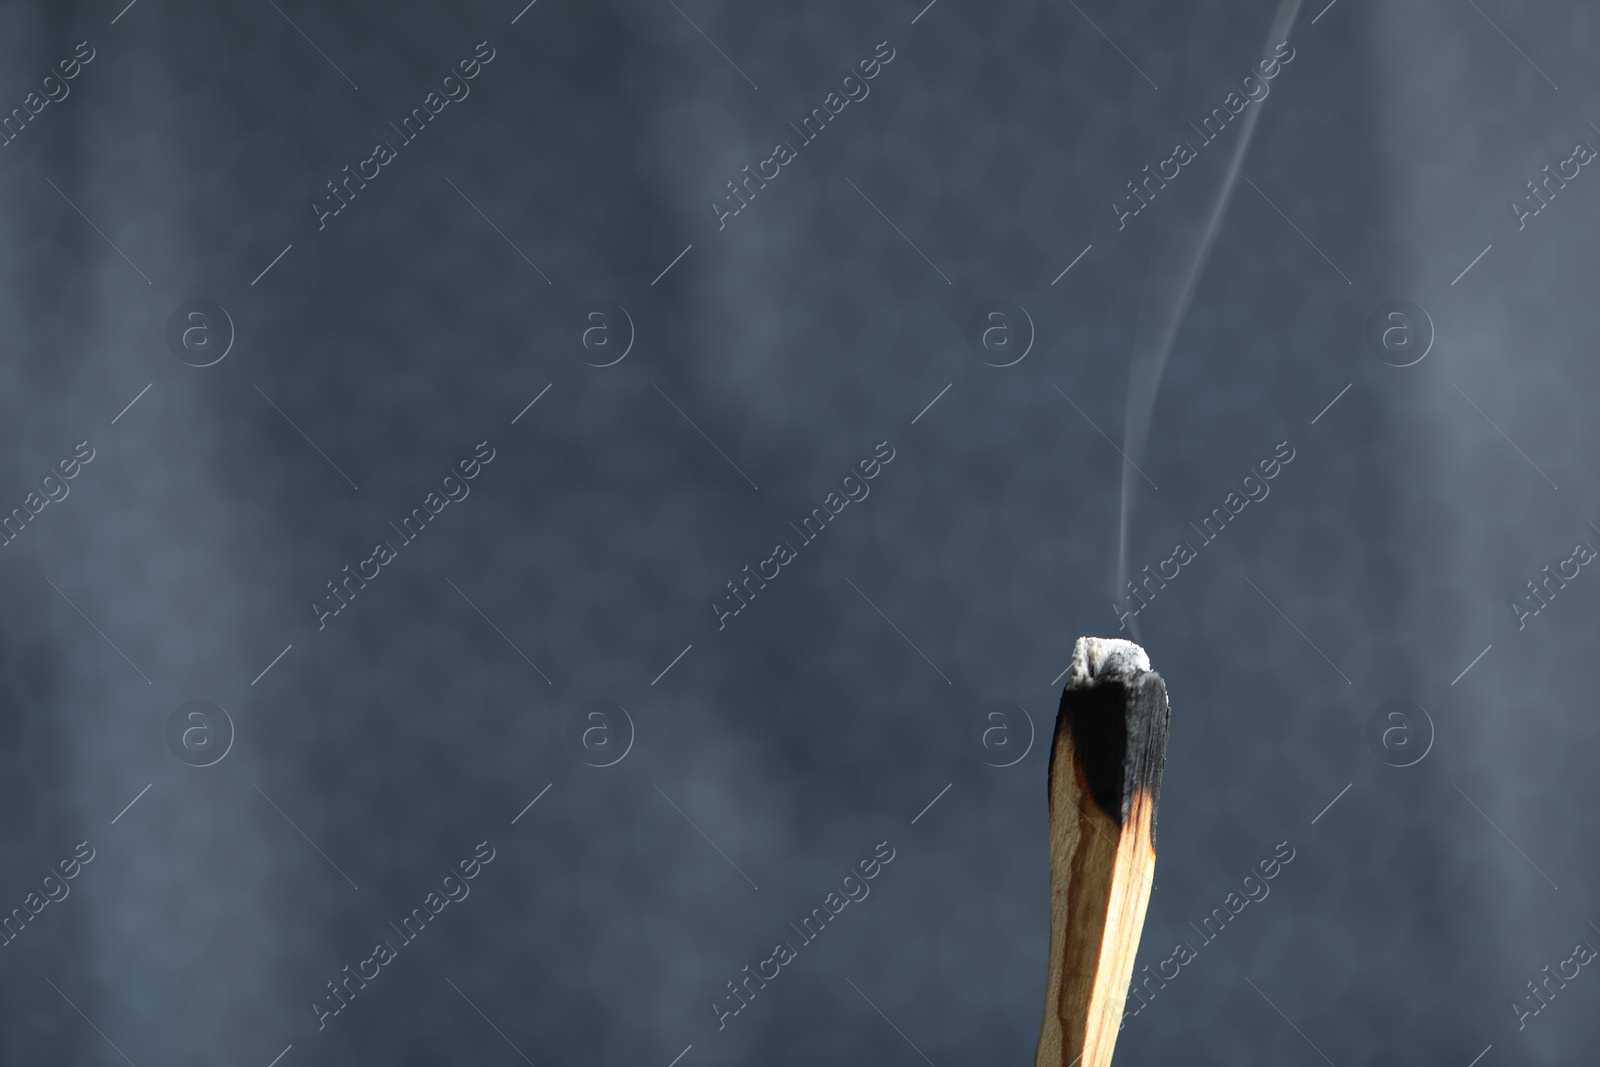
[1035,637,1171,1067]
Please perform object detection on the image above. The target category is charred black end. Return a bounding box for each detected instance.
[1050,671,1170,847]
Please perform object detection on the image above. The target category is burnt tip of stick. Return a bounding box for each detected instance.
[1051,637,1171,845]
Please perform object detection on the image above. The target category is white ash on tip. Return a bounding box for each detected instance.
[1064,636,1151,688]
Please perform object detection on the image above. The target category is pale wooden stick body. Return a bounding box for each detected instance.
[1035,639,1169,1067]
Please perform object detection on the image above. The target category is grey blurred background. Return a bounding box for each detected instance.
[0,0,1597,1063]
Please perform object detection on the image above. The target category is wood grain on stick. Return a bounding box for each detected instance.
[1036,638,1170,1067]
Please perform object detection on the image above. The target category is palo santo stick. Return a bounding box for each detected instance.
[1035,637,1170,1067]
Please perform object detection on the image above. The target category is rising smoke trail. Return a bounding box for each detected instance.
[1114,0,1304,641]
